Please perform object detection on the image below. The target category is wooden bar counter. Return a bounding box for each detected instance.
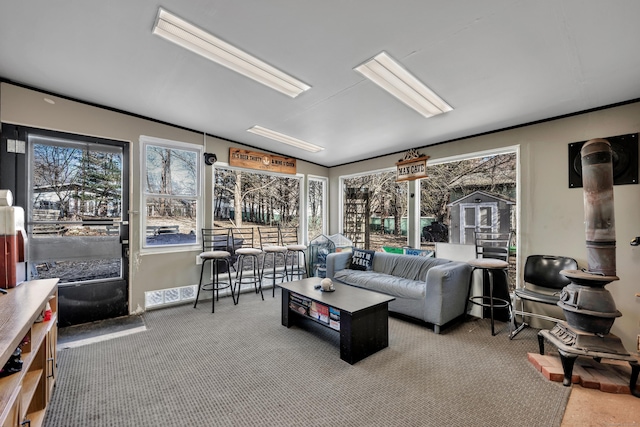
[0,279,59,427]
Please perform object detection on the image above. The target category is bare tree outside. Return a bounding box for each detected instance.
[420,153,516,246]
[30,139,124,283]
[344,171,409,251]
[32,143,122,221]
[307,178,325,240]
[341,152,516,253]
[214,167,301,230]
[144,144,198,245]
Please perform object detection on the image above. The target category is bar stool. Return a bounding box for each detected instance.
[258,226,287,297]
[194,228,236,313]
[280,226,308,281]
[466,258,513,336]
[231,227,263,302]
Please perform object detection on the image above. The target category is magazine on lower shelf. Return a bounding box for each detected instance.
[329,306,340,330]
[309,301,329,324]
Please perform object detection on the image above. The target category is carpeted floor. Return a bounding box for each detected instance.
[44,289,570,426]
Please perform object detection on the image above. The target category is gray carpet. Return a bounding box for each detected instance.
[44,289,570,426]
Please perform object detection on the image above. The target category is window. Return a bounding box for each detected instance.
[307,176,327,240]
[141,136,202,248]
[213,166,302,228]
[338,149,517,258]
[419,149,518,289]
[341,169,409,251]
[419,150,516,248]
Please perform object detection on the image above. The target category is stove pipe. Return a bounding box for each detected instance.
[581,138,616,276]
[557,138,621,335]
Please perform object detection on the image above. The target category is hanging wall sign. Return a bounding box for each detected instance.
[229,148,297,174]
[396,148,429,182]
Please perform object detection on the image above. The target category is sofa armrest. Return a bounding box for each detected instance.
[424,261,472,326]
[326,252,352,279]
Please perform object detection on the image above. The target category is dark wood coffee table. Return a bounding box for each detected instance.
[277,277,395,364]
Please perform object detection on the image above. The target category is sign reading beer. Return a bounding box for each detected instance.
[396,149,429,182]
[229,148,297,174]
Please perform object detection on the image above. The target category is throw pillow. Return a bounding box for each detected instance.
[350,248,375,271]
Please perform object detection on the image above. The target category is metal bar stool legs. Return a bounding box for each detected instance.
[466,258,513,336]
[194,257,234,313]
[285,248,308,281]
[262,250,287,297]
[235,251,263,302]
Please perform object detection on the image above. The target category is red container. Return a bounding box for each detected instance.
[1,206,27,288]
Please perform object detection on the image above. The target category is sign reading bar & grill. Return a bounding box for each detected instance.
[229,148,297,174]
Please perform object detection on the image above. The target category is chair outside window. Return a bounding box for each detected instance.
[509,254,578,339]
[231,227,263,302]
[258,226,287,297]
[280,226,308,281]
[474,230,513,262]
[194,228,236,313]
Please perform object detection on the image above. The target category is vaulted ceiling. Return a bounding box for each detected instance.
[1,1,639,167]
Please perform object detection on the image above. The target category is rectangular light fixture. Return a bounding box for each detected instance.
[152,8,310,98]
[247,126,324,153]
[354,51,453,118]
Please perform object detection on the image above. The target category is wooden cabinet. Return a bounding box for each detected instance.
[0,279,59,427]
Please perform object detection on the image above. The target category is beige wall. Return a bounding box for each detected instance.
[329,102,640,352]
[0,83,329,313]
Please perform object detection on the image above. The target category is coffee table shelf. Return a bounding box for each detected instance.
[277,278,395,364]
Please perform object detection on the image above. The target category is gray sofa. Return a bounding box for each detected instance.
[326,251,472,333]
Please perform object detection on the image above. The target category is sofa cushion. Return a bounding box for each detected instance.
[333,269,425,300]
[371,252,451,280]
[350,248,375,271]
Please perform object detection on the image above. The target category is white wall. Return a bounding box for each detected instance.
[329,102,640,352]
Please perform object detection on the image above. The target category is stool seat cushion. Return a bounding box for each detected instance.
[236,247,262,255]
[286,244,307,251]
[263,245,287,252]
[468,258,508,269]
[200,250,231,259]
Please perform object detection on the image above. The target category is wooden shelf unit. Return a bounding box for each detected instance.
[0,279,59,427]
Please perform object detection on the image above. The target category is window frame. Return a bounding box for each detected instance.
[339,167,409,250]
[307,175,328,243]
[140,135,203,252]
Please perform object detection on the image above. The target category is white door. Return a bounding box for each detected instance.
[459,203,498,244]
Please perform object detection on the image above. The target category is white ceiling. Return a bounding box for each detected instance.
[1,1,639,167]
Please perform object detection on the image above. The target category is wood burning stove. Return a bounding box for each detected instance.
[538,139,639,397]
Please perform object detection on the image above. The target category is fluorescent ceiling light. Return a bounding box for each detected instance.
[247,126,324,153]
[152,8,310,98]
[354,51,453,118]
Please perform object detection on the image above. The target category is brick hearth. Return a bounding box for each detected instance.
[528,352,640,395]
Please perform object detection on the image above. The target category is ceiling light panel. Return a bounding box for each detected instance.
[152,8,310,98]
[248,126,324,153]
[354,52,453,118]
